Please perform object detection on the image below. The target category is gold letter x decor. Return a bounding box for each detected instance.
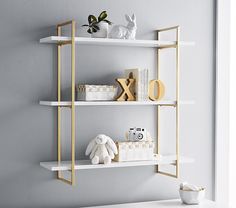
[116,78,135,101]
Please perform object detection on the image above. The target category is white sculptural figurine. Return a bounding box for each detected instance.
[85,134,118,165]
[109,14,137,40]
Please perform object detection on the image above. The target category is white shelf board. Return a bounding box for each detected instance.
[40,155,194,171]
[39,100,194,107]
[39,36,194,48]
[81,199,219,208]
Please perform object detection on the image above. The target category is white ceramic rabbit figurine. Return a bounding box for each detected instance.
[109,14,137,40]
[85,134,118,164]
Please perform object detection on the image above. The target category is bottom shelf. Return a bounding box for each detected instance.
[40,155,194,171]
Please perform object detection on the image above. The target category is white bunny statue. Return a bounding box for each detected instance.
[85,134,118,165]
[109,14,137,40]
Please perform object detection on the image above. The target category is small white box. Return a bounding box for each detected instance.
[114,141,154,162]
[76,85,118,101]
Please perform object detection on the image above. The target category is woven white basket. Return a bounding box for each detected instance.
[114,141,154,162]
[76,85,118,101]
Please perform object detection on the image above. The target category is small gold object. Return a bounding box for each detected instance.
[116,78,135,101]
[148,79,165,101]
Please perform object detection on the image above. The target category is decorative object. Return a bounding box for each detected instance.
[179,182,205,205]
[127,127,147,142]
[76,84,118,101]
[125,68,149,101]
[116,78,135,101]
[82,11,112,38]
[180,182,201,191]
[85,134,118,165]
[126,127,153,142]
[109,14,137,40]
[148,79,165,101]
[114,141,154,162]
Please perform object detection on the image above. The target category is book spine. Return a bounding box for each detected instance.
[137,69,142,101]
[137,70,141,101]
[140,69,144,101]
[145,69,149,100]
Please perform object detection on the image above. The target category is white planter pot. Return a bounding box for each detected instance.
[91,22,108,38]
[179,189,205,205]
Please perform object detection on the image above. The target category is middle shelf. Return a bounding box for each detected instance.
[39,100,194,107]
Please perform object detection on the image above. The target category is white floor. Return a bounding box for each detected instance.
[82,199,222,208]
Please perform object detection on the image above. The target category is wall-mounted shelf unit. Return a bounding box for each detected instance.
[39,20,195,185]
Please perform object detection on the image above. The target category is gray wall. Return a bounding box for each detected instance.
[0,0,215,207]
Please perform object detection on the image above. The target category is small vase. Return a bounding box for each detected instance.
[91,22,109,38]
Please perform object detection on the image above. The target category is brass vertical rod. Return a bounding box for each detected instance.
[71,20,76,185]
[57,26,62,179]
[176,26,180,178]
[156,31,160,173]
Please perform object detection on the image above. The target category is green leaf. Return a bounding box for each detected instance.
[88,15,97,24]
[87,28,92,34]
[90,21,98,26]
[102,19,112,25]
[82,24,89,27]
[92,24,100,30]
[98,11,107,22]
[92,27,98,33]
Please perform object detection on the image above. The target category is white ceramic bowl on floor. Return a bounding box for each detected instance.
[179,188,205,205]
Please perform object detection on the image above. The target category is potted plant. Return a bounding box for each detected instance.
[82,11,112,38]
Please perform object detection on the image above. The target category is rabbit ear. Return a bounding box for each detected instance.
[125,14,132,22]
[85,138,97,156]
[132,14,136,22]
[106,136,118,154]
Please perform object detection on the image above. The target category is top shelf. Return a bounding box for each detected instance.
[39,36,195,48]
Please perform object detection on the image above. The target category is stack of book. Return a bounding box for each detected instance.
[125,68,149,101]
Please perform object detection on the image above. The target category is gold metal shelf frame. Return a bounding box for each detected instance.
[156,26,180,178]
[55,20,180,185]
[57,20,76,185]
